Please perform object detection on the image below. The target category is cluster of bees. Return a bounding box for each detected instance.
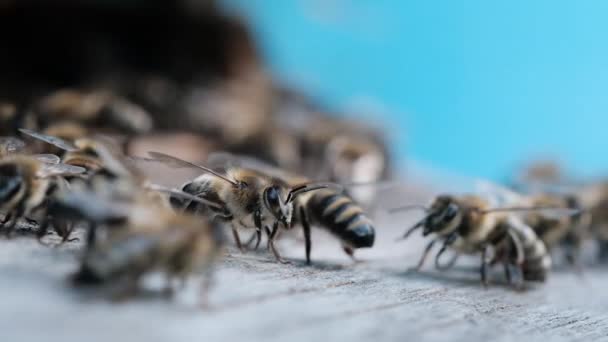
[1,1,608,307]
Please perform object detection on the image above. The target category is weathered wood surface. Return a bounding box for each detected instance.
[1,184,608,342]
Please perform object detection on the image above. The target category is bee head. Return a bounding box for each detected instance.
[0,164,23,202]
[423,195,462,236]
[263,185,292,228]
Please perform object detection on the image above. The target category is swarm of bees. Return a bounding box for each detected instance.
[2,0,608,309]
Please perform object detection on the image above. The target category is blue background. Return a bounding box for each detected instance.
[222,0,608,180]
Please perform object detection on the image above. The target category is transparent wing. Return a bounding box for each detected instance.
[207,151,307,184]
[37,163,86,178]
[144,183,224,210]
[147,151,237,185]
[18,128,79,152]
[474,179,529,208]
[32,154,61,164]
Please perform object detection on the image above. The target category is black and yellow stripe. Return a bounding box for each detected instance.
[305,190,375,248]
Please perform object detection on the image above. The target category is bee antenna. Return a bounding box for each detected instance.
[285,182,343,204]
[396,218,426,241]
[388,205,429,214]
[147,151,238,186]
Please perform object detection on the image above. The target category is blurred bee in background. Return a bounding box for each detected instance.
[205,153,376,265]
[271,92,392,204]
[71,203,224,305]
[394,193,579,287]
[147,152,344,263]
[519,193,591,267]
[0,153,85,238]
[35,89,154,136]
[18,129,216,246]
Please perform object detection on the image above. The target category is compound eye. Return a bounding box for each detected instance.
[266,187,279,203]
[444,203,459,220]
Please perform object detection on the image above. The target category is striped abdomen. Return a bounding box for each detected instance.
[305,190,375,248]
[515,224,552,281]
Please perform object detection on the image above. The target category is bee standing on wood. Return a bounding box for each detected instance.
[147,152,344,264]
[205,153,376,265]
[394,194,579,287]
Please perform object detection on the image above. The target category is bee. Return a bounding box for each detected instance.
[206,153,376,265]
[36,89,154,135]
[394,194,578,287]
[72,207,223,305]
[520,193,591,266]
[18,129,217,246]
[574,181,608,261]
[147,152,340,263]
[0,154,86,237]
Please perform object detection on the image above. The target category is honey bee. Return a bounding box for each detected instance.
[147,152,341,263]
[520,193,591,266]
[395,194,578,287]
[206,153,376,264]
[0,154,86,237]
[36,89,154,135]
[72,207,223,304]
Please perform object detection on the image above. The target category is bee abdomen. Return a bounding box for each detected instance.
[308,192,375,248]
[521,233,552,282]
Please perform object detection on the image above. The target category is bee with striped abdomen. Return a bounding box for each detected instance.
[205,153,376,265]
[147,152,339,263]
[394,194,578,287]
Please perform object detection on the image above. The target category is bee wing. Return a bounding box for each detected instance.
[145,183,225,210]
[32,154,61,164]
[0,136,26,154]
[207,152,305,184]
[147,151,238,186]
[474,179,529,208]
[18,128,79,152]
[37,163,86,178]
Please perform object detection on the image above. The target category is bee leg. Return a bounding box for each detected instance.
[435,233,458,270]
[503,262,512,283]
[199,269,215,309]
[0,212,10,225]
[254,229,262,250]
[266,222,289,264]
[36,217,50,242]
[231,227,244,252]
[300,207,312,265]
[84,222,99,253]
[416,239,437,271]
[480,245,491,288]
[4,205,24,238]
[342,246,358,262]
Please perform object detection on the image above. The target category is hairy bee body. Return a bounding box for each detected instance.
[408,195,551,286]
[178,168,291,230]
